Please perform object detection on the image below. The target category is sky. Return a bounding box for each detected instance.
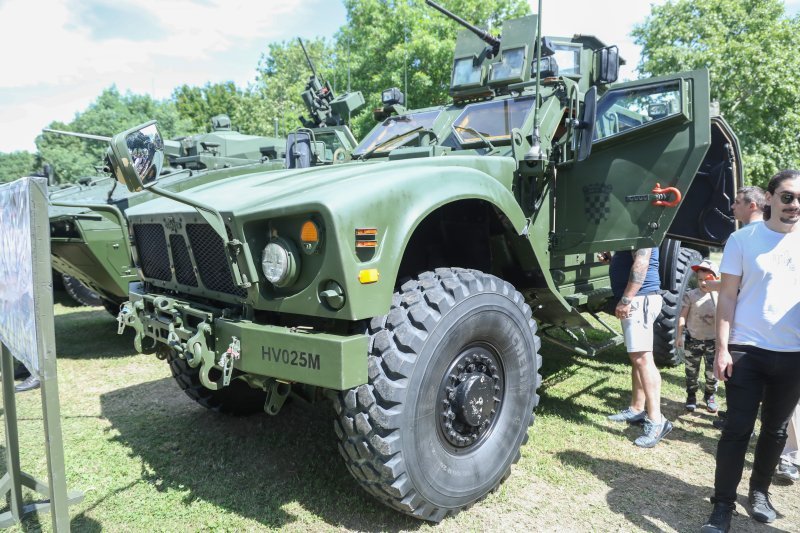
[2,0,799,153]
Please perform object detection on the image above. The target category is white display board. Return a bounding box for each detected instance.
[0,177,43,376]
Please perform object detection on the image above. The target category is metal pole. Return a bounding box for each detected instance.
[0,342,25,523]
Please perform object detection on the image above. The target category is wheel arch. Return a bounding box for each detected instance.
[334,159,536,320]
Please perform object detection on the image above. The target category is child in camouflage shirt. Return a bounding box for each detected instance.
[676,259,719,413]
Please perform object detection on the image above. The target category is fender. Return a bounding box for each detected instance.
[316,154,572,319]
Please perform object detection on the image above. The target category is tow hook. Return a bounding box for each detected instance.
[116,301,152,353]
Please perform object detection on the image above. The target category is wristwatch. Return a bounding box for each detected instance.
[620,296,632,305]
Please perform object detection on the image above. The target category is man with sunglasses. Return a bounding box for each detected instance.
[702,170,800,532]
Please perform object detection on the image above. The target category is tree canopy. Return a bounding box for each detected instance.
[632,0,800,186]
[0,151,37,184]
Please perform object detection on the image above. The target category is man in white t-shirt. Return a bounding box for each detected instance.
[702,170,800,532]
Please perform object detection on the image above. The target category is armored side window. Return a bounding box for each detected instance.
[452,58,483,87]
[593,80,682,141]
[450,97,536,145]
[551,43,581,76]
[489,47,526,83]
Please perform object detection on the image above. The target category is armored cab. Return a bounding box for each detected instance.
[115,1,741,522]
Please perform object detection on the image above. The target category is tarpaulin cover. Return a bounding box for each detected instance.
[0,177,42,376]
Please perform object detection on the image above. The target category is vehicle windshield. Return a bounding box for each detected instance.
[353,110,441,156]
[451,97,536,145]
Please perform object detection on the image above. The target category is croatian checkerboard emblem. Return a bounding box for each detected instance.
[583,184,613,224]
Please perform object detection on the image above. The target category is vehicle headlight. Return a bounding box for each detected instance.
[261,237,300,287]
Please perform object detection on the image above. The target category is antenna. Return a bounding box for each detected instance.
[347,36,351,93]
[524,0,547,162]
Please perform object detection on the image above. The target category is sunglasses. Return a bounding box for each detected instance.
[779,192,800,205]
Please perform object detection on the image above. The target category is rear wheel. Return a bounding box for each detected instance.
[165,347,268,416]
[333,268,541,521]
[653,245,702,367]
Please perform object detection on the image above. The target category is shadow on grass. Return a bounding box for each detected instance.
[99,378,423,530]
[54,309,137,360]
[538,339,632,424]
[557,450,785,532]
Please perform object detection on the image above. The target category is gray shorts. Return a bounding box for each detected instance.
[621,293,663,353]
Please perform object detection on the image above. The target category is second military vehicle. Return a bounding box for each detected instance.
[115,1,740,522]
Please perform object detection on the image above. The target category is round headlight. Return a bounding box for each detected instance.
[261,238,299,287]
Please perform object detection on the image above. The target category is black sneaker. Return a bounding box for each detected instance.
[701,501,735,533]
[748,489,776,523]
[685,392,698,411]
[634,417,673,448]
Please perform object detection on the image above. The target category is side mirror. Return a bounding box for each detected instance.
[285,131,313,169]
[596,46,620,84]
[577,86,597,162]
[110,121,165,192]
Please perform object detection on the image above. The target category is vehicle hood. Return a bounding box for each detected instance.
[126,155,517,218]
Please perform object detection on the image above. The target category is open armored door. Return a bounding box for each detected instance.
[551,69,716,255]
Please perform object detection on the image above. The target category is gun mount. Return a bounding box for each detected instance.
[298,38,365,128]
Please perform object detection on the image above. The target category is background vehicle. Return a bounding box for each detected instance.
[115,1,741,521]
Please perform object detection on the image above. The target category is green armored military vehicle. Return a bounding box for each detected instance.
[47,50,365,315]
[115,1,740,521]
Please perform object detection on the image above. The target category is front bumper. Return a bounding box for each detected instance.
[124,283,368,390]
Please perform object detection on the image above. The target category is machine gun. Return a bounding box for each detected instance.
[425,0,501,58]
[298,38,364,128]
[298,38,338,128]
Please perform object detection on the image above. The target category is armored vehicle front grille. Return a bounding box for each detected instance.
[186,223,246,297]
[169,234,197,287]
[133,224,171,281]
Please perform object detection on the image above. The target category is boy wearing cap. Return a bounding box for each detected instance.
[676,259,719,413]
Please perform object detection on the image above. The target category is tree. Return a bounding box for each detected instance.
[36,87,193,183]
[0,151,37,184]
[172,82,254,133]
[632,0,800,186]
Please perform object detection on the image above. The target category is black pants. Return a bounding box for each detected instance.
[713,344,800,504]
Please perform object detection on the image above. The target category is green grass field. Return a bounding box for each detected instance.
[2,296,798,532]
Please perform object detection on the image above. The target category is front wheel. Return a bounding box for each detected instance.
[334,268,541,521]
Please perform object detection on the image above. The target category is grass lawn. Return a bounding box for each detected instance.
[2,294,798,532]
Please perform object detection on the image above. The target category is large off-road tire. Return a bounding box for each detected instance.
[62,273,103,307]
[334,268,541,522]
[653,246,702,367]
[166,348,268,416]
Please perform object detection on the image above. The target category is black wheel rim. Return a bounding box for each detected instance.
[436,342,505,452]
